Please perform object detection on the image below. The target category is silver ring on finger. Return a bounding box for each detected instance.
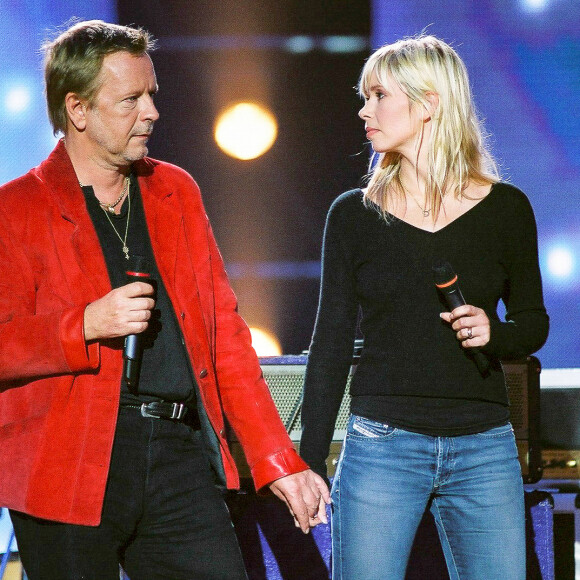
[466,327,473,340]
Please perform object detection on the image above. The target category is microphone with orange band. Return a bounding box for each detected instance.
[432,260,490,377]
[123,256,153,388]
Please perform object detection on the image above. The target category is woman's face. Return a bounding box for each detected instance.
[358,71,423,158]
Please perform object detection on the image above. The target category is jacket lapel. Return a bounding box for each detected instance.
[138,169,181,289]
[39,146,208,348]
[39,141,111,300]
[136,161,213,355]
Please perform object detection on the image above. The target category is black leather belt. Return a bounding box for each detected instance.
[123,401,188,421]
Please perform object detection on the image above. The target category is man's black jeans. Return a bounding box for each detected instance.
[11,406,248,580]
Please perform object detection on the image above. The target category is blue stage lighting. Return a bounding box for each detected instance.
[4,85,32,115]
[546,245,575,280]
[520,0,550,13]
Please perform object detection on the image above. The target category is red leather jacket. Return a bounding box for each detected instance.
[0,141,307,525]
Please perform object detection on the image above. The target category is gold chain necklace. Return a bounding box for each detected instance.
[78,176,130,214]
[99,176,130,214]
[101,183,132,260]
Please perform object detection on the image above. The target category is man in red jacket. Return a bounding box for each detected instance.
[0,20,329,579]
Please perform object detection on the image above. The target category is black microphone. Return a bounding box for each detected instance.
[123,256,152,388]
[432,260,490,377]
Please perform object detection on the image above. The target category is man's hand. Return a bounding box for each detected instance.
[268,469,331,534]
[84,282,155,341]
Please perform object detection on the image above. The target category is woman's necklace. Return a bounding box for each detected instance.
[101,183,132,260]
[409,194,431,217]
[409,195,430,217]
[401,180,430,217]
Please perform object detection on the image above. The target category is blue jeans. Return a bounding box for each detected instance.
[331,414,526,580]
[10,406,248,580]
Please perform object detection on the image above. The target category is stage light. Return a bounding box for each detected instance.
[249,327,282,356]
[546,245,574,279]
[520,0,549,12]
[4,85,32,115]
[214,102,278,160]
[322,36,368,54]
[285,36,315,54]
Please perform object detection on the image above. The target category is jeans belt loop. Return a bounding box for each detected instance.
[170,403,186,420]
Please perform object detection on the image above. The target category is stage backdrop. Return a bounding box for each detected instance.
[0,0,577,372]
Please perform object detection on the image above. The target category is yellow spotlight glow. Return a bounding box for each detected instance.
[214,102,278,160]
[249,327,282,356]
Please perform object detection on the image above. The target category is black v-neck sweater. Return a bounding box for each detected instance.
[300,183,549,478]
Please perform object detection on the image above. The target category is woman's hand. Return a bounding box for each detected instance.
[439,304,490,348]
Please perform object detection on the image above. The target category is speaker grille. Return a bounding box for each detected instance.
[502,361,529,436]
[261,364,353,439]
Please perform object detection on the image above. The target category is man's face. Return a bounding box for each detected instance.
[83,51,159,169]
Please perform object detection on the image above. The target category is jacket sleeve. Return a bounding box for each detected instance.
[204,219,308,490]
[0,205,99,384]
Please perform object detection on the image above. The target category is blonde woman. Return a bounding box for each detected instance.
[300,35,548,579]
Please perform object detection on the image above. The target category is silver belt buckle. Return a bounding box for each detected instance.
[140,402,187,420]
[140,403,158,418]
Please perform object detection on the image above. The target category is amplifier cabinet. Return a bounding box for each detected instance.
[229,355,543,482]
[501,357,542,483]
[538,368,580,480]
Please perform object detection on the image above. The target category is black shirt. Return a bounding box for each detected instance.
[300,184,549,478]
[82,176,197,406]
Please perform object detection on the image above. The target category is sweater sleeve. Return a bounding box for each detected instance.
[482,188,549,360]
[299,192,360,480]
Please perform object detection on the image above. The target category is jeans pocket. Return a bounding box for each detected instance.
[349,415,397,440]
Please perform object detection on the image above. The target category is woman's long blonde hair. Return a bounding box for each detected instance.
[359,35,499,221]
